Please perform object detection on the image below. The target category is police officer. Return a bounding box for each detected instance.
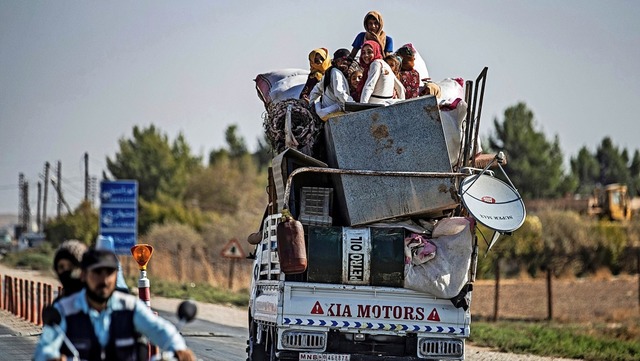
[34,248,196,361]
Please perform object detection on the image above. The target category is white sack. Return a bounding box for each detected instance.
[440,100,467,166]
[436,78,465,103]
[404,217,473,299]
[255,68,310,107]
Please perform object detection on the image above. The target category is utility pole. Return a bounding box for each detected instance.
[42,162,50,229]
[36,182,42,232]
[56,161,62,218]
[18,173,25,230]
[22,180,30,232]
[84,152,89,202]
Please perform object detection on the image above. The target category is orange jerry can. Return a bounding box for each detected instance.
[277,216,307,274]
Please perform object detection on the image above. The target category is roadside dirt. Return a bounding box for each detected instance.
[471,275,640,323]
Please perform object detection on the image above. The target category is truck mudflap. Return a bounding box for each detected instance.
[280,282,469,337]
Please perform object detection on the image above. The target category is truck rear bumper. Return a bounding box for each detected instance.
[277,328,464,360]
[278,352,437,361]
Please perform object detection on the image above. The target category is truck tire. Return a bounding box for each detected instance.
[246,320,269,361]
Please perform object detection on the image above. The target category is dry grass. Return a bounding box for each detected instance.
[472,274,639,322]
[471,274,640,340]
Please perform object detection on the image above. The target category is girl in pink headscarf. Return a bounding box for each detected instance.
[356,40,404,105]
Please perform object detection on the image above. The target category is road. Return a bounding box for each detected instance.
[0,309,249,361]
[157,309,248,361]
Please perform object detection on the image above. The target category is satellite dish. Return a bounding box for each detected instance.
[460,174,526,233]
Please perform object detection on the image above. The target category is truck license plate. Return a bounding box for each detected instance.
[299,353,350,361]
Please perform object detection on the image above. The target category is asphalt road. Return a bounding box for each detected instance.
[0,322,40,361]
[0,310,249,361]
[158,309,248,361]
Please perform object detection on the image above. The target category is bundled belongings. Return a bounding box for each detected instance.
[404,217,474,299]
[404,233,437,265]
[256,69,325,157]
[263,98,324,156]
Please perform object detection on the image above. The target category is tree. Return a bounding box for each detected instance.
[629,150,640,196]
[596,137,630,186]
[209,124,256,174]
[488,103,566,199]
[106,125,202,202]
[253,133,273,170]
[137,193,205,234]
[570,146,600,194]
[45,201,98,245]
[210,125,248,165]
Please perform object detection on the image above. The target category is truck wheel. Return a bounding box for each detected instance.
[246,321,269,361]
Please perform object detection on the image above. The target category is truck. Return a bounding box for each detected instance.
[589,183,632,221]
[246,68,525,360]
[525,183,634,222]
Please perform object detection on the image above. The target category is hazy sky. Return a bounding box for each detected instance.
[1,0,639,216]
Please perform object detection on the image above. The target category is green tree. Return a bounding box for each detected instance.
[570,146,600,194]
[629,150,640,196]
[137,193,205,234]
[106,125,201,202]
[186,151,266,215]
[210,125,248,165]
[45,201,98,245]
[253,133,273,170]
[596,137,630,186]
[209,124,256,174]
[488,103,566,199]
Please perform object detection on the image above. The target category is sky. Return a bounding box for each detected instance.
[1,0,639,217]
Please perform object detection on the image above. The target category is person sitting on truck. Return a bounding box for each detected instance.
[356,40,405,105]
[384,54,402,79]
[348,10,394,60]
[396,44,421,99]
[52,239,88,301]
[299,48,331,103]
[384,54,402,98]
[348,68,363,101]
[308,48,354,120]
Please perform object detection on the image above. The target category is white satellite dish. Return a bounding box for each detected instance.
[460,174,526,233]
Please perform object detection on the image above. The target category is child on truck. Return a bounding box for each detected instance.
[299,48,331,103]
[349,68,363,101]
[308,48,354,120]
[396,44,421,99]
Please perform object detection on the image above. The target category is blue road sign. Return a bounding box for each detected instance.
[100,180,138,254]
